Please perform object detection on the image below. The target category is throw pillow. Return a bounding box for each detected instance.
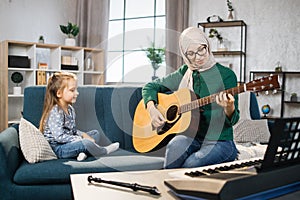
[233,119,270,143]
[19,118,57,163]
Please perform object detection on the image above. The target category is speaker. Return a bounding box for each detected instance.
[8,55,30,68]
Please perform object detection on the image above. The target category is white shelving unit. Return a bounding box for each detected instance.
[0,40,105,131]
[198,20,247,83]
[250,71,300,117]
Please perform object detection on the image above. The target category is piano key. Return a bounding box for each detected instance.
[169,157,263,179]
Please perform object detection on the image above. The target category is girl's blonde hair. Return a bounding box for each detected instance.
[39,71,77,132]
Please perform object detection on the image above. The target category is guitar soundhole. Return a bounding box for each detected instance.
[167,105,178,121]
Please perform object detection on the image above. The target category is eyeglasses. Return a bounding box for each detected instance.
[185,45,208,60]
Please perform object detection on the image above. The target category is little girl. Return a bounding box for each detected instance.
[39,72,119,161]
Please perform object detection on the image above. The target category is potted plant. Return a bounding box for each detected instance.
[144,43,165,80]
[11,72,23,95]
[291,93,298,102]
[209,28,227,51]
[227,0,234,20]
[38,35,44,43]
[275,61,282,72]
[60,22,79,46]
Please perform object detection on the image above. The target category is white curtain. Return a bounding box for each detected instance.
[165,0,189,73]
[76,0,110,49]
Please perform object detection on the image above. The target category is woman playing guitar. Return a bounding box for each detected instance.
[142,27,240,169]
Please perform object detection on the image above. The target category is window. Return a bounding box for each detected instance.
[107,0,166,83]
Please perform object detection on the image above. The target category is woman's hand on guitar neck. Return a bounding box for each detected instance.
[216,92,235,119]
[146,101,166,128]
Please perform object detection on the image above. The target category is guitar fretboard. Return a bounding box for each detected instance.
[180,84,245,114]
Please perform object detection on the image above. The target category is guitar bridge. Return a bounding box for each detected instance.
[155,114,182,135]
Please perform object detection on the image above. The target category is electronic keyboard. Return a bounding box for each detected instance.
[165,117,300,200]
[165,160,300,200]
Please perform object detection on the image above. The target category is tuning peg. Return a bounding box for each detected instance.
[265,91,269,95]
[261,86,266,90]
[273,89,277,94]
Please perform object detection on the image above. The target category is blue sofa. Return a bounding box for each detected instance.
[0,86,165,200]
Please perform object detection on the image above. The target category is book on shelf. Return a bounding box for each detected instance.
[61,64,79,70]
[38,62,48,69]
[36,70,46,85]
[61,56,78,70]
[45,72,54,83]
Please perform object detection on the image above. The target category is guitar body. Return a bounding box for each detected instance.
[132,75,280,153]
[133,88,199,153]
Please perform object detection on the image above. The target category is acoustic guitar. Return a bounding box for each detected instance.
[132,75,280,153]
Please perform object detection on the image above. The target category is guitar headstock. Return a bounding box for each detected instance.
[246,74,280,92]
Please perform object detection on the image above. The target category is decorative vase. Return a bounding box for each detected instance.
[151,62,159,71]
[217,40,228,51]
[151,62,160,80]
[275,67,282,72]
[291,95,298,102]
[65,38,76,46]
[275,62,282,72]
[38,38,44,43]
[13,86,22,95]
[227,10,234,21]
[152,75,158,81]
[85,58,94,71]
[210,38,218,51]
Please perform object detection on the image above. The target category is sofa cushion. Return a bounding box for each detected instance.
[23,86,46,128]
[19,118,57,163]
[95,86,143,151]
[13,149,164,185]
[233,119,270,143]
[73,86,143,151]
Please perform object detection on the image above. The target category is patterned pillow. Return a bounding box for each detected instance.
[233,119,271,143]
[19,118,57,163]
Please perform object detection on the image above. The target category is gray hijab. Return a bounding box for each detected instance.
[179,27,216,71]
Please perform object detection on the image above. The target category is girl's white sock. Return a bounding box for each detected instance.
[77,152,87,161]
[105,142,120,154]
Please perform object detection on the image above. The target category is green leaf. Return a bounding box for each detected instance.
[59,22,79,38]
[11,72,23,85]
[144,43,165,67]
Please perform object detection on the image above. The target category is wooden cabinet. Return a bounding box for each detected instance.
[198,20,247,83]
[0,40,105,131]
[250,71,300,117]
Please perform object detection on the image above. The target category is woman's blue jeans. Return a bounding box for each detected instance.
[164,135,238,169]
[53,130,112,159]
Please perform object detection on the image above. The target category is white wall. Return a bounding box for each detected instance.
[189,0,300,117]
[0,0,76,44]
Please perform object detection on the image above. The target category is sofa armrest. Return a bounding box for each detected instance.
[248,92,276,133]
[0,127,23,183]
[249,92,261,120]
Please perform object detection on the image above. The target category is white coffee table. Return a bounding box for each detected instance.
[70,169,183,200]
[71,160,300,200]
